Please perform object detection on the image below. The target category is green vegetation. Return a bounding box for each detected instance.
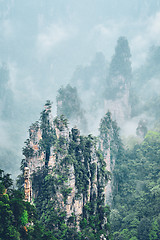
[1,100,160,240]
[39,100,56,166]
[0,168,82,240]
[111,130,160,239]
[109,37,132,82]
[106,36,132,99]
[56,84,87,131]
[1,34,160,239]
[0,169,38,240]
[29,123,111,239]
[130,44,160,118]
[18,105,112,239]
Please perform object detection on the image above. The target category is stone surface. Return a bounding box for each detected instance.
[23,115,110,226]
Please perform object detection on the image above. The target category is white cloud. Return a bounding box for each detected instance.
[8,62,18,93]
[129,11,160,68]
[0,120,12,149]
[37,23,74,59]
[88,21,123,58]
[148,12,160,43]
[94,24,113,38]
[88,11,160,69]
[8,62,38,101]
[2,19,13,38]
[130,33,149,68]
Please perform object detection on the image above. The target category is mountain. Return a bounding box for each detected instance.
[19,101,115,239]
[111,129,160,239]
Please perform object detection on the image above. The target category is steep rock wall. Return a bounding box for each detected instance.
[99,112,122,204]
[23,110,110,232]
[104,85,131,125]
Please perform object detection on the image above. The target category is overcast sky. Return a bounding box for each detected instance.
[1,0,160,89]
[1,0,160,177]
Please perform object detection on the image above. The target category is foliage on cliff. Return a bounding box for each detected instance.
[111,130,160,240]
[130,44,160,118]
[0,168,69,240]
[20,102,112,239]
[99,111,123,152]
[105,36,132,100]
[31,129,111,239]
[0,169,38,240]
[56,84,87,132]
[109,37,132,82]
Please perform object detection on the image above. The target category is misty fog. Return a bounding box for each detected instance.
[0,0,160,178]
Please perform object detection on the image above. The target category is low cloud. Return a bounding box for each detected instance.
[1,19,14,39]
[131,11,160,68]
[88,11,160,69]
[0,121,11,149]
[148,12,160,42]
[37,23,74,59]
[87,21,123,59]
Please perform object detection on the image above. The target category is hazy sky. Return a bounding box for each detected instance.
[1,0,160,177]
[1,0,160,88]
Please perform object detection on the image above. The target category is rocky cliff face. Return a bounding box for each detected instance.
[104,84,131,125]
[22,102,111,237]
[99,112,122,204]
[104,37,132,125]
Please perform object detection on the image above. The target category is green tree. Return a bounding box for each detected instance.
[111,130,160,239]
[40,100,56,167]
[56,84,87,131]
[106,36,132,99]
